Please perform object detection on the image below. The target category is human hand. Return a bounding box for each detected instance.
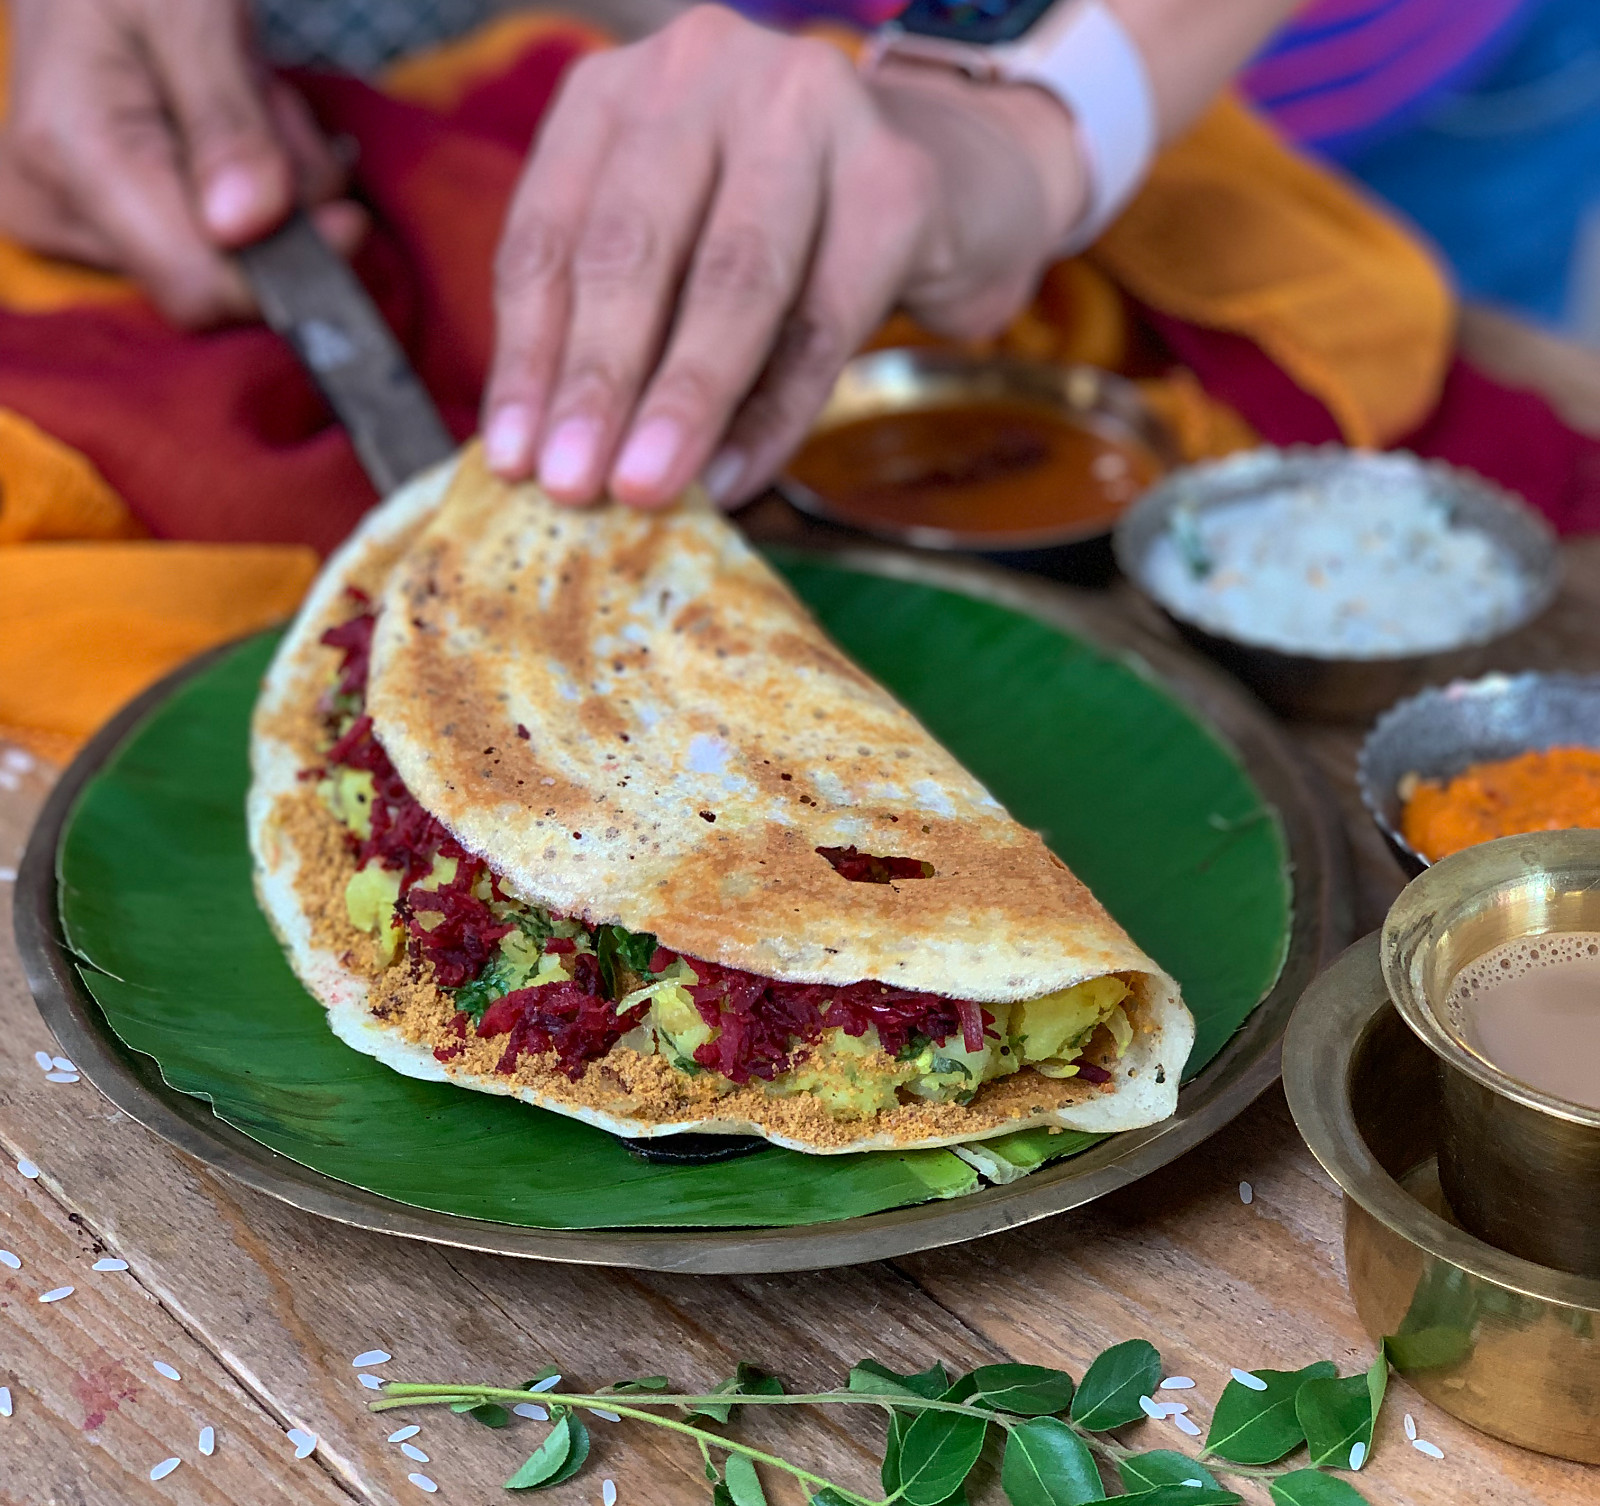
[0,0,364,326]
[482,5,1087,508]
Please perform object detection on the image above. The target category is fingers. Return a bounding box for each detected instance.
[265,77,348,207]
[482,54,625,480]
[144,0,294,246]
[705,136,938,508]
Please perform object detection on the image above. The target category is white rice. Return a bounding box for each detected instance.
[45,1073,79,1084]
[388,1425,421,1442]
[0,1386,11,1417]
[514,1403,549,1421]
[199,1425,215,1455]
[401,1442,429,1462]
[1413,1438,1445,1460]
[1404,1412,1417,1441]
[1239,1182,1254,1205]
[288,1427,316,1458]
[1160,1377,1195,1390]
[603,1481,618,1506]
[358,1374,384,1390]
[150,1458,181,1481]
[588,1408,622,1422]
[1230,1369,1267,1392]
[16,1158,39,1180]
[1173,1414,1202,1437]
[1145,458,1529,657]
[39,1286,73,1303]
[153,1361,181,1381]
[0,1251,20,1269]
[1138,1396,1166,1420]
[408,1473,438,1493]
[33,1051,52,1072]
[51,1057,75,1073]
[93,1258,129,1272]
[530,1374,562,1393]
[1349,1441,1366,1470]
[352,1349,392,1367]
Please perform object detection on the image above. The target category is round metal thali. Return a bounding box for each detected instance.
[16,547,1352,1273]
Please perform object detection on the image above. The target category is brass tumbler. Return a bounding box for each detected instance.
[1381,830,1600,1278]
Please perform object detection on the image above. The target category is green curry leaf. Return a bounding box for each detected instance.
[1204,1363,1336,1465]
[969,1364,1076,1417]
[1268,1468,1372,1505]
[1069,1341,1162,1431]
[1117,1451,1222,1492]
[999,1416,1104,1506]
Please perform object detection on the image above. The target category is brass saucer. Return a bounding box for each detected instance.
[1285,935,1600,1463]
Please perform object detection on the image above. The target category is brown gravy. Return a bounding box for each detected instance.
[786,399,1159,538]
[1447,933,1600,1110]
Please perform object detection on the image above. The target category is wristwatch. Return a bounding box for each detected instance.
[864,0,1156,254]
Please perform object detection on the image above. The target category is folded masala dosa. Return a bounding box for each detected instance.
[249,446,1193,1153]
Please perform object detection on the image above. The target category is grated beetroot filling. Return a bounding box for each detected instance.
[317,602,1082,1090]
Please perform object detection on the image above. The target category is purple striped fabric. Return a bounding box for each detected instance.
[1242,0,1531,149]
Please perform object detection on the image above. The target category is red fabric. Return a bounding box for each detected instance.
[0,38,584,555]
[0,29,1595,555]
[1148,310,1600,535]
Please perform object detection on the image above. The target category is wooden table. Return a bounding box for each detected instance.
[4,323,1599,1506]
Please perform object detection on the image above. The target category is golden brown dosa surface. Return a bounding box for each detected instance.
[368,446,1170,1003]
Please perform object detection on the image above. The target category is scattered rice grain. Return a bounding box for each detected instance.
[1230,1368,1267,1391]
[1138,1395,1165,1420]
[0,1386,11,1417]
[1239,1181,1254,1205]
[199,1425,215,1455]
[1182,1482,1204,1490]
[153,1360,181,1381]
[1349,1441,1366,1470]
[1173,1414,1202,1437]
[513,1403,549,1421]
[0,1250,19,1269]
[93,1258,129,1272]
[401,1442,429,1462]
[16,1158,39,1179]
[1413,1438,1444,1460]
[51,1057,75,1073]
[45,1072,79,1084]
[589,1408,621,1422]
[530,1373,562,1393]
[39,1286,73,1303]
[352,1349,391,1367]
[150,1458,181,1481]
[388,1425,421,1442]
[1160,1376,1195,1390]
[603,1481,618,1506]
[1404,1412,1417,1441]
[288,1427,316,1459]
[408,1473,438,1493]
[358,1374,384,1390]
[33,1051,52,1071]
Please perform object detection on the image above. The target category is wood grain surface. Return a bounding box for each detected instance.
[6,334,1600,1505]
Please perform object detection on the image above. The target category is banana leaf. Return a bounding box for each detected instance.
[57,558,1290,1229]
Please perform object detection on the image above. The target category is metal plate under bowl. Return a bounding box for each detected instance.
[16,549,1350,1274]
[1358,671,1600,876]
[1285,934,1600,1463]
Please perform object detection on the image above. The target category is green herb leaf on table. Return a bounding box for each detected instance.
[849,1359,951,1401]
[1204,1362,1336,1465]
[969,1363,1076,1416]
[451,1400,511,1428]
[1295,1350,1386,1471]
[686,1363,785,1425]
[1117,1450,1223,1491]
[542,1414,591,1489]
[896,1403,989,1506]
[1268,1468,1373,1505]
[505,1412,579,1489]
[999,1416,1105,1506]
[1069,1340,1163,1431]
[1116,1489,1242,1506]
[723,1454,769,1506]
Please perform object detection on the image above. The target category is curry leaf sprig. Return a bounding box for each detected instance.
[373,1338,1392,1504]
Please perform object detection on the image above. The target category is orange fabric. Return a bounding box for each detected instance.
[0,19,1453,764]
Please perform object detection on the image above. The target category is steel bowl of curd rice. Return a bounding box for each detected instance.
[1113,447,1561,720]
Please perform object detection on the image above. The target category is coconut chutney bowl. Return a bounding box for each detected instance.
[1356,671,1600,877]
[1113,447,1561,721]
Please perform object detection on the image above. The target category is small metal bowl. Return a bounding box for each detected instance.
[1113,447,1561,721]
[1358,671,1600,876]
[1286,932,1600,1463]
[1381,831,1600,1279]
[778,349,1179,584]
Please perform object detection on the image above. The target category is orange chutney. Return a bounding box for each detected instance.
[1400,746,1600,862]
[785,399,1159,539]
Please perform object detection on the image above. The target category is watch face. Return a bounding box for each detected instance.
[893,0,1060,45]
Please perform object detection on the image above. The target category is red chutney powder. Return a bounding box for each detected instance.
[1401,746,1600,862]
[315,601,1008,1085]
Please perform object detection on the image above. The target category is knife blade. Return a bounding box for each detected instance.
[237,212,456,496]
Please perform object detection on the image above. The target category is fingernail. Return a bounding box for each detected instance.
[613,417,683,494]
[484,404,535,474]
[702,447,745,506]
[538,417,600,495]
[203,166,265,236]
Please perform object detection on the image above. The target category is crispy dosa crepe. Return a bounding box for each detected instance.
[250,447,1193,1154]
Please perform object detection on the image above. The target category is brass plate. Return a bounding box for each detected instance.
[1285,934,1600,1463]
[17,549,1350,1273]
